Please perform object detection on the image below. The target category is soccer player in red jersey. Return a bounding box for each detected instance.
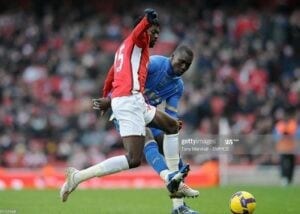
[60,9,189,204]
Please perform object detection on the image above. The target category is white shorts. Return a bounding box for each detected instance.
[111,93,156,137]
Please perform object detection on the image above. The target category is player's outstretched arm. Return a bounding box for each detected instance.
[131,9,159,44]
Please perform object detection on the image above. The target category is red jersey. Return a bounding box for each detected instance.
[103,17,151,98]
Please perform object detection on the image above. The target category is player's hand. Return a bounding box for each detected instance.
[92,97,111,116]
[144,8,158,25]
[178,120,183,131]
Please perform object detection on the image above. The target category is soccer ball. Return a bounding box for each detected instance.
[229,191,256,214]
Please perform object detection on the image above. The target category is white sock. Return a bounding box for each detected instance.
[74,155,129,184]
[163,133,179,172]
[159,169,170,182]
[163,134,184,210]
[172,198,184,209]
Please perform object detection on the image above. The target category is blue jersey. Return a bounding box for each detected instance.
[145,55,184,118]
[144,55,184,136]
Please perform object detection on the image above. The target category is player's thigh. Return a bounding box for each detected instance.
[111,95,146,136]
[149,109,178,134]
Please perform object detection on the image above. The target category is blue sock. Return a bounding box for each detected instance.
[144,141,168,175]
[178,158,184,169]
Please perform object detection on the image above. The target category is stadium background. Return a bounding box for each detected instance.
[0,0,300,190]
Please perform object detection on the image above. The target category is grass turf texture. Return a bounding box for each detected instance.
[0,186,299,214]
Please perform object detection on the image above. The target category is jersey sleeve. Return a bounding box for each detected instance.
[165,82,184,118]
[131,17,150,48]
[102,65,114,97]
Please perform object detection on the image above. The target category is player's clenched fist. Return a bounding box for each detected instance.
[144,8,159,25]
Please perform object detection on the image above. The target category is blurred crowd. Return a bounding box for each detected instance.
[0,0,300,169]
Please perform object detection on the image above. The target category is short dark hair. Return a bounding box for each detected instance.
[175,45,194,58]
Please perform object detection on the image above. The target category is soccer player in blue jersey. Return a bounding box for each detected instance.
[94,45,199,214]
[143,45,199,214]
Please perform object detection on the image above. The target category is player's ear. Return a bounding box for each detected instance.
[170,53,175,60]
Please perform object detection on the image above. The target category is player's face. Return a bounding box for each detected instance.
[148,25,160,48]
[171,51,193,76]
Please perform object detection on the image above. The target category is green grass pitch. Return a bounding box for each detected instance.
[0,186,299,214]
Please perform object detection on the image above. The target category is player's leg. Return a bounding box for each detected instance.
[144,128,189,184]
[73,136,145,182]
[151,131,199,214]
[70,137,144,182]
[144,104,190,193]
[148,108,179,134]
[123,136,145,168]
[154,132,199,197]
[145,109,199,213]
[60,136,144,202]
[60,94,146,202]
[148,109,180,174]
[280,154,289,185]
[144,128,170,181]
[154,132,184,169]
[284,154,295,184]
[153,133,185,171]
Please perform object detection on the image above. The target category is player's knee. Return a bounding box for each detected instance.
[169,125,179,134]
[128,159,141,168]
[127,156,142,168]
[165,120,179,134]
